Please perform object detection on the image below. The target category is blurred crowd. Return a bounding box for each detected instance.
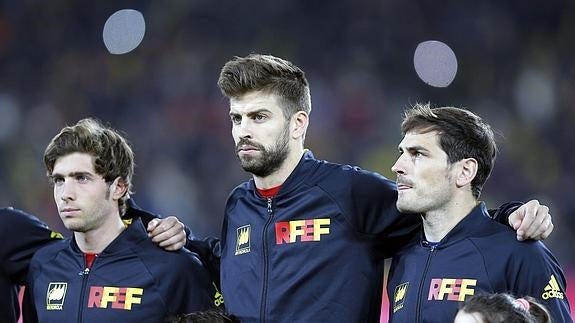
[0,0,573,311]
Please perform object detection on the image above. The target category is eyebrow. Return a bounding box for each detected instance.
[229,108,270,117]
[398,145,431,153]
[49,171,94,179]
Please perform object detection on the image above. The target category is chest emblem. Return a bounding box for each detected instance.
[393,282,409,313]
[46,282,68,310]
[235,224,251,255]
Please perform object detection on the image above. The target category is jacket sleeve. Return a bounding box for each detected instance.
[503,241,572,322]
[166,250,220,315]
[488,201,523,227]
[185,237,221,291]
[0,208,62,285]
[323,166,420,259]
[124,199,222,290]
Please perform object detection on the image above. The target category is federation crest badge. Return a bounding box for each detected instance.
[235,225,251,255]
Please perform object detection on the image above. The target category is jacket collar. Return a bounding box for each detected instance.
[247,150,319,199]
[70,217,148,256]
[420,202,496,249]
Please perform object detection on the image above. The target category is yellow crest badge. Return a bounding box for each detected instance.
[235,224,251,255]
[393,282,409,313]
[46,282,67,310]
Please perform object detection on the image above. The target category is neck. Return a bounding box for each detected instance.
[74,212,126,254]
[253,148,304,190]
[422,194,478,243]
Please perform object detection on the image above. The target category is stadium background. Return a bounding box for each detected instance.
[0,0,573,320]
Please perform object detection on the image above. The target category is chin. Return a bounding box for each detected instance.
[397,202,417,214]
[64,221,84,232]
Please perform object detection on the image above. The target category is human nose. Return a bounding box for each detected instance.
[235,119,252,139]
[391,154,407,175]
[57,180,76,202]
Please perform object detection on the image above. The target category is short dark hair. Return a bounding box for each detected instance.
[401,103,497,199]
[460,293,551,323]
[166,310,239,323]
[43,118,134,214]
[217,54,312,118]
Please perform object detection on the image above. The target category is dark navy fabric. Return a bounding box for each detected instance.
[221,151,420,323]
[27,218,216,323]
[387,202,572,323]
[0,208,62,323]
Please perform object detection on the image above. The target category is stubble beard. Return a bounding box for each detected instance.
[237,124,290,178]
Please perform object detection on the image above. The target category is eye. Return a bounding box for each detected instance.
[51,176,64,185]
[254,113,266,122]
[230,115,241,125]
[75,174,89,183]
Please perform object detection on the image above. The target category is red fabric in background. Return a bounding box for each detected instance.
[18,286,24,323]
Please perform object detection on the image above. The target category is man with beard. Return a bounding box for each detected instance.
[216,54,554,322]
[386,105,571,322]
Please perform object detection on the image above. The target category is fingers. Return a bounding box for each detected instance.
[147,216,186,250]
[511,200,537,240]
[540,218,554,240]
[511,200,538,241]
[157,232,187,251]
[523,205,547,239]
[511,200,553,241]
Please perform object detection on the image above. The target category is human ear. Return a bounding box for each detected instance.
[291,111,309,139]
[110,177,129,200]
[456,158,478,187]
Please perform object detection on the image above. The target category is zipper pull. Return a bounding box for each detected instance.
[267,198,272,216]
[78,267,90,276]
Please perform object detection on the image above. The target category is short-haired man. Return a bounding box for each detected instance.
[26,118,216,322]
[387,104,572,322]
[216,54,554,322]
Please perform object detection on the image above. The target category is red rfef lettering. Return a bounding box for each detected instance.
[275,222,290,244]
[88,286,103,308]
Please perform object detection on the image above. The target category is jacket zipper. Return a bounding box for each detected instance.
[415,245,435,323]
[260,198,274,323]
[77,265,91,323]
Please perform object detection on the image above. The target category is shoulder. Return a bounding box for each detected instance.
[469,226,554,262]
[134,240,203,270]
[0,207,49,232]
[228,181,251,200]
[224,181,252,214]
[29,239,70,268]
[311,159,396,194]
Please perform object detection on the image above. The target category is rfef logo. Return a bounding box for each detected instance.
[46,282,67,310]
[428,278,476,301]
[275,218,330,244]
[393,282,409,313]
[235,225,251,255]
[87,286,143,310]
[542,274,564,300]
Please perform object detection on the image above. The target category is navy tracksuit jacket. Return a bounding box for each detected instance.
[27,218,216,323]
[221,151,420,322]
[387,202,572,323]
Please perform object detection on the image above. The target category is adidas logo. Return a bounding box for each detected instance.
[541,274,564,300]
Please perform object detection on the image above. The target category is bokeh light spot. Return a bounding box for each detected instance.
[103,9,146,55]
[413,40,458,88]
